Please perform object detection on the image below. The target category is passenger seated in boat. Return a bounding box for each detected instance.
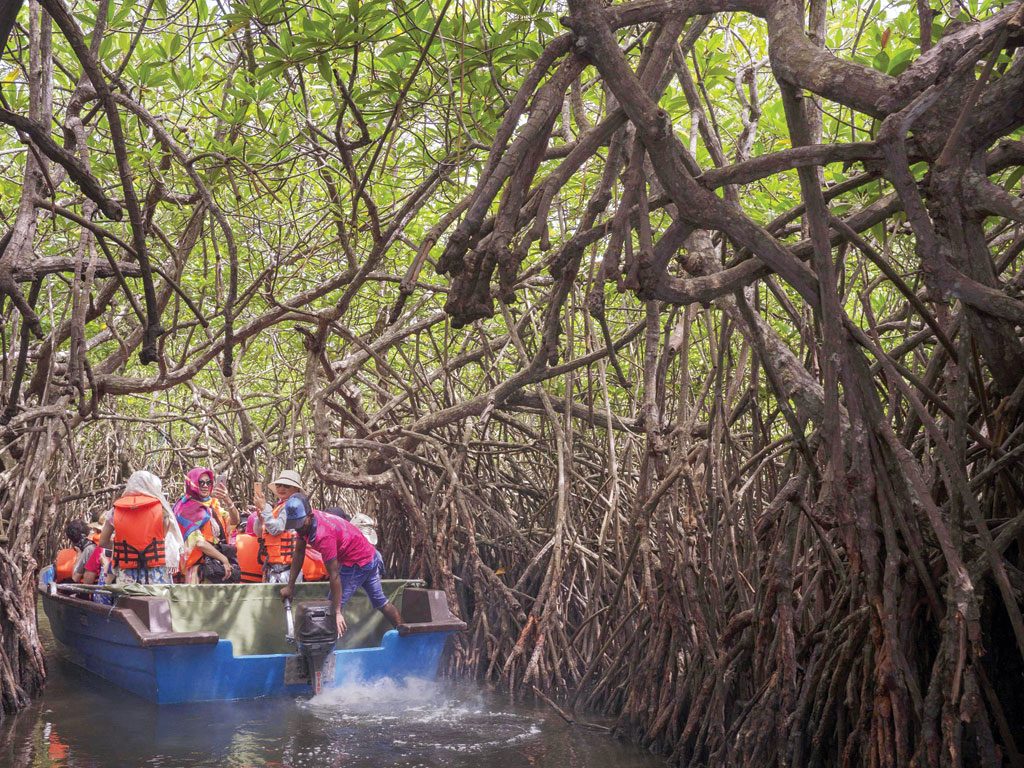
[173,467,236,584]
[97,471,185,585]
[235,510,327,584]
[77,535,107,585]
[70,521,103,583]
[251,470,305,584]
[54,520,91,583]
[324,506,379,547]
[235,512,263,583]
[280,497,402,636]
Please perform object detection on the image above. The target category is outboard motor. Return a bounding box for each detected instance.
[284,600,338,694]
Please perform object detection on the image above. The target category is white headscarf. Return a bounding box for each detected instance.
[120,470,185,574]
[123,470,172,513]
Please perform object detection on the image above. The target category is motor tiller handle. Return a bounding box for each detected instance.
[284,598,295,643]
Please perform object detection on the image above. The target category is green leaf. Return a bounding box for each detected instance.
[98,35,114,59]
[536,15,555,37]
[112,1,134,27]
[1004,165,1024,191]
[229,24,250,42]
[279,27,293,55]
[257,60,286,78]
[887,48,916,76]
[316,54,333,84]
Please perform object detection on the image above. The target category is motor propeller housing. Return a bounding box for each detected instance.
[285,600,338,693]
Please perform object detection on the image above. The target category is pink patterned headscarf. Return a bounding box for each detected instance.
[173,467,215,538]
[184,467,214,501]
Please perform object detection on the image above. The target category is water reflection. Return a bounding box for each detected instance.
[2,610,665,768]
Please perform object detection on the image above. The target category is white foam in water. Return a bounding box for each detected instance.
[308,677,484,721]
[303,677,543,754]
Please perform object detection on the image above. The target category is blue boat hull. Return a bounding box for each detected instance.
[39,569,463,704]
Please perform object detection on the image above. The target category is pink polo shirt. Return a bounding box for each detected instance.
[304,510,376,567]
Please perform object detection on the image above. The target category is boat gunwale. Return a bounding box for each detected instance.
[39,585,220,647]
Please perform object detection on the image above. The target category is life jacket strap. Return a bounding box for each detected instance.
[112,538,165,569]
[257,537,268,565]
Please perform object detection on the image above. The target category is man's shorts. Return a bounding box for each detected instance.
[339,551,388,609]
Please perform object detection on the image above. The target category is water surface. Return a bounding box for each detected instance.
[3,609,665,768]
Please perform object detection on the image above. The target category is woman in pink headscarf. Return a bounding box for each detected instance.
[173,467,240,583]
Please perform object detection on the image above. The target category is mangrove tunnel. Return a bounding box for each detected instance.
[2,0,1024,764]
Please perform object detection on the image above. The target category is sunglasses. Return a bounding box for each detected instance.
[198,478,213,487]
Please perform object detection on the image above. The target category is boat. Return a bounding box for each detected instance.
[38,566,466,704]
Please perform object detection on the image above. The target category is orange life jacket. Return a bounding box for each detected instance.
[112,494,166,569]
[55,548,78,582]
[262,530,295,566]
[183,500,229,570]
[260,502,295,567]
[236,533,263,583]
[302,548,327,581]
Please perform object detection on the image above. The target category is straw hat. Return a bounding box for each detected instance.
[270,469,304,492]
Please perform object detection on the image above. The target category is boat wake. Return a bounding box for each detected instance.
[302,677,543,757]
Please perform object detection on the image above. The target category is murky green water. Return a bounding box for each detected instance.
[2,610,666,768]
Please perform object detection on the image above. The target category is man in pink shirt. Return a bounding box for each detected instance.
[279,496,402,635]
